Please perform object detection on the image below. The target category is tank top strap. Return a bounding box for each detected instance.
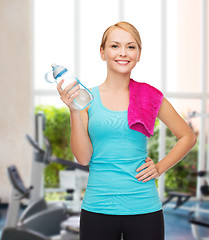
[88,86,100,115]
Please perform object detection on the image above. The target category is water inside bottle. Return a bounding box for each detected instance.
[55,73,93,110]
[74,89,92,109]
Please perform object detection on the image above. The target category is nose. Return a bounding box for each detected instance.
[119,46,127,57]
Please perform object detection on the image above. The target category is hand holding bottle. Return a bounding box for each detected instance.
[45,63,94,110]
[57,80,80,111]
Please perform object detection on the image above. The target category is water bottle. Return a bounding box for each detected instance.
[45,63,94,110]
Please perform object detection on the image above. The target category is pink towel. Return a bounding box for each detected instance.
[128,79,164,138]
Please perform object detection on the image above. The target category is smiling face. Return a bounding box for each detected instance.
[100,28,141,75]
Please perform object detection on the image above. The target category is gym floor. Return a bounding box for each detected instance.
[163,200,209,240]
[0,201,209,240]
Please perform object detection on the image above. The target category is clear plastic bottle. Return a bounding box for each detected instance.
[45,63,94,110]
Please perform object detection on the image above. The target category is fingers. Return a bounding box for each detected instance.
[135,157,159,182]
[64,84,80,99]
[59,82,80,101]
[68,89,80,101]
[62,80,79,95]
[57,80,78,96]
[136,157,152,172]
[137,168,159,182]
[145,157,152,162]
[57,79,64,95]
[57,80,80,110]
[60,88,80,105]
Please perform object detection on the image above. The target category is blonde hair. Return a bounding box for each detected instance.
[100,21,142,52]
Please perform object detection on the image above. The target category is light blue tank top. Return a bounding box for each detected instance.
[81,86,162,215]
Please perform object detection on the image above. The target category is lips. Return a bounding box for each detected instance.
[115,60,130,65]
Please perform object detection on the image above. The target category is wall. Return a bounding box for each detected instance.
[0,0,34,203]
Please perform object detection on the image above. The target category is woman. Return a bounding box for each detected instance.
[57,22,196,240]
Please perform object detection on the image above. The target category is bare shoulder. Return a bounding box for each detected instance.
[157,97,195,140]
[157,97,181,126]
[157,97,174,119]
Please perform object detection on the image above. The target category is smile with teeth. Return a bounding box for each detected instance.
[115,60,130,65]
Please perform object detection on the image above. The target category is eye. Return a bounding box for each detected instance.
[111,44,119,49]
[128,46,136,50]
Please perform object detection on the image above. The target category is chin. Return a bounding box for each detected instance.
[108,64,135,75]
[116,67,134,75]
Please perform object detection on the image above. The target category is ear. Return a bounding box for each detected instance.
[100,47,106,61]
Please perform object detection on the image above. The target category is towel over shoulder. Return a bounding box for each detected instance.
[128,78,164,138]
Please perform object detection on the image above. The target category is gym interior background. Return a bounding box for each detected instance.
[0,0,208,238]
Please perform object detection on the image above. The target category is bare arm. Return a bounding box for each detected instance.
[135,97,197,182]
[70,108,93,166]
[155,97,197,175]
[57,80,93,166]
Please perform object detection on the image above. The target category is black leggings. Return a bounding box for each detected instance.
[80,209,164,240]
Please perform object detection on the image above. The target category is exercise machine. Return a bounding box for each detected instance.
[1,115,89,239]
[1,165,80,240]
[25,133,88,215]
[1,134,89,239]
[188,171,209,240]
[29,112,88,212]
[162,191,194,209]
[163,111,209,239]
[188,111,209,240]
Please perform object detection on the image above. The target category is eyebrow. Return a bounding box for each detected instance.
[110,41,136,45]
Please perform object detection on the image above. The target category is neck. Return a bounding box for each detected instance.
[102,70,131,92]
